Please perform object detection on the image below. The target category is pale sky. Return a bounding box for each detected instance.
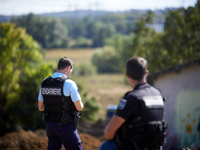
[0,0,197,15]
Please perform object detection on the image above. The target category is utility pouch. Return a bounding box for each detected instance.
[60,113,69,125]
[72,111,81,128]
[43,113,48,122]
[145,121,167,148]
[43,113,47,122]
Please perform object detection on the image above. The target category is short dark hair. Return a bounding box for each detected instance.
[126,56,147,81]
[57,57,74,70]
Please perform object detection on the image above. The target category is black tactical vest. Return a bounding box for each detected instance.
[130,84,164,122]
[116,84,167,149]
[41,76,76,124]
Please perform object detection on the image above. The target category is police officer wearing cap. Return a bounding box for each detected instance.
[38,57,84,150]
[100,56,167,150]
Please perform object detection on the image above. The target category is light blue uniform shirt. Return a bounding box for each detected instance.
[38,72,81,102]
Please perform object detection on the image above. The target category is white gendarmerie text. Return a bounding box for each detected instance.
[143,96,164,108]
[41,88,62,96]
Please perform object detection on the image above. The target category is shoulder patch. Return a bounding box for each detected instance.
[118,98,127,110]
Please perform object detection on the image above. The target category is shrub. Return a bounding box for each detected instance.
[80,96,101,122]
[73,63,97,76]
[74,82,101,123]
[92,47,121,73]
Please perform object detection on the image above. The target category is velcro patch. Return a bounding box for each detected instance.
[143,96,164,108]
[118,99,127,110]
[41,88,62,96]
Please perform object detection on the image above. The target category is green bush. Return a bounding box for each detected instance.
[71,37,93,48]
[73,63,97,76]
[74,81,101,123]
[92,47,121,73]
[80,95,101,122]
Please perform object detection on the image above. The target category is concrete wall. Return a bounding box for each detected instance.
[153,64,200,149]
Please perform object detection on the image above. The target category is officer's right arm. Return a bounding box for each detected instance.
[38,88,45,111]
[74,100,84,111]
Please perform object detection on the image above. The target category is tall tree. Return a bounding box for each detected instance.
[91,22,115,47]
[11,13,69,48]
[0,23,54,135]
[118,3,200,74]
[163,0,200,65]
[0,23,42,109]
[125,11,167,73]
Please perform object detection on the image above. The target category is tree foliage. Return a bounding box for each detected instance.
[104,34,133,72]
[92,11,167,73]
[0,23,54,135]
[130,3,200,73]
[127,11,168,73]
[73,63,97,76]
[0,23,42,109]
[92,47,121,73]
[11,13,69,48]
[91,22,116,47]
[163,1,200,65]
[7,9,166,48]
[80,96,100,122]
[0,23,101,135]
[94,2,200,74]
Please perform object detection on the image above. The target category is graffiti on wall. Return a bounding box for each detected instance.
[175,91,200,147]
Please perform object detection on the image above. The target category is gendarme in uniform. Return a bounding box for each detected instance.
[38,57,83,150]
[115,82,167,149]
[99,56,167,150]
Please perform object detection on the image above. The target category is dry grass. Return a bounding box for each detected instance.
[44,48,131,119]
[77,74,132,118]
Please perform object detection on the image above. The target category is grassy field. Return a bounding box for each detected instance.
[44,48,94,65]
[45,48,131,120]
